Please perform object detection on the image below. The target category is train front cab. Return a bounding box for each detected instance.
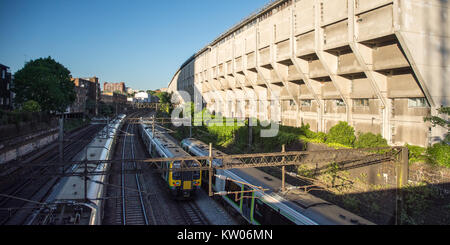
[167,161,201,200]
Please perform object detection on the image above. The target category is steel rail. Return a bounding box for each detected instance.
[130,124,149,225]
[121,124,128,225]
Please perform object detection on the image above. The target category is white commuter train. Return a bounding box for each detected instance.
[30,115,126,225]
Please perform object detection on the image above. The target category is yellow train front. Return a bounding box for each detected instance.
[165,160,201,199]
[138,121,201,199]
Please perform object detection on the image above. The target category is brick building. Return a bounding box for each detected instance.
[0,64,13,111]
[103,82,126,94]
[71,77,101,115]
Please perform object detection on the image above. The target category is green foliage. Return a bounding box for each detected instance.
[424,106,449,129]
[424,106,449,144]
[156,92,172,104]
[426,143,450,168]
[326,142,353,149]
[406,144,427,164]
[401,182,441,225]
[99,102,114,117]
[325,121,356,147]
[155,92,173,115]
[22,100,41,112]
[13,57,75,113]
[354,132,388,149]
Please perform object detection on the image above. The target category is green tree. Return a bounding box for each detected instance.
[156,92,172,104]
[354,132,388,149]
[424,106,449,143]
[22,100,41,112]
[13,57,75,113]
[326,121,356,147]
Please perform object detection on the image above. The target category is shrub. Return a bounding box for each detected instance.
[326,121,356,147]
[426,143,450,168]
[22,100,41,112]
[406,144,427,164]
[314,132,327,143]
[354,132,388,149]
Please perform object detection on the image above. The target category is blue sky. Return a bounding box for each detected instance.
[0,0,269,91]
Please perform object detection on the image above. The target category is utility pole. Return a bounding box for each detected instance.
[282,144,286,192]
[209,143,213,197]
[152,115,155,138]
[248,117,253,152]
[58,115,64,162]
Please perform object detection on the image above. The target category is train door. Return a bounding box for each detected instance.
[242,186,253,221]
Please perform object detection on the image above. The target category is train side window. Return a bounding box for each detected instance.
[267,206,296,225]
[254,199,295,225]
[253,199,265,224]
[225,180,241,205]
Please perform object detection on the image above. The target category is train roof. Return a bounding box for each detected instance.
[182,138,227,158]
[143,124,191,158]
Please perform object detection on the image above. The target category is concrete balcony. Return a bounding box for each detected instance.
[387,73,424,98]
[309,59,329,79]
[321,0,348,26]
[270,70,282,84]
[294,0,315,35]
[218,64,225,78]
[299,84,314,99]
[246,52,256,70]
[235,57,243,73]
[212,67,218,79]
[322,82,341,99]
[356,4,394,42]
[226,61,233,75]
[259,47,271,67]
[355,0,393,15]
[255,73,266,86]
[351,77,376,99]
[296,31,315,57]
[323,20,349,50]
[337,52,364,75]
[287,65,302,82]
[276,40,290,62]
[220,80,230,90]
[373,43,410,71]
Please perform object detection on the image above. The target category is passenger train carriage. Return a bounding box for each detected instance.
[181,138,375,225]
[139,121,201,199]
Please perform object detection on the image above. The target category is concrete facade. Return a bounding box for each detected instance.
[168,0,449,147]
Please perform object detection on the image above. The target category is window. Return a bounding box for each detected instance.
[1,70,5,79]
[301,100,312,107]
[336,99,345,107]
[253,199,296,225]
[353,99,369,107]
[225,180,242,205]
[408,98,428,108]
[289,100,295,107]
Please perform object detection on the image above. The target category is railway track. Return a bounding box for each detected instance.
[119,120,149,225]
[177,201,210,225]
[0,124,104,225]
